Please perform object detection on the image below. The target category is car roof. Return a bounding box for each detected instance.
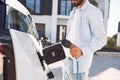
[6,0,30,16]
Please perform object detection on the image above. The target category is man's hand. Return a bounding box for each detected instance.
[70,46,83,58]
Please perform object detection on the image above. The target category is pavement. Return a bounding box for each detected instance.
[0,51,120,80]
[48,51,120,80]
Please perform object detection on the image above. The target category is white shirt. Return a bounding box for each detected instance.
[65,0,107,73]
[67,9,81,45]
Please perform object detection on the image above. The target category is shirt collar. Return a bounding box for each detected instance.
[73,0,89,11]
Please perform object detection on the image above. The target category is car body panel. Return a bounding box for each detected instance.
[6,0,30,16]
[10,29,47,80]
[0,0,47,80]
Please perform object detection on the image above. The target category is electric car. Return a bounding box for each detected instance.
[0,0,48,80]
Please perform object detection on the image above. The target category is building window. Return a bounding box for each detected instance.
[35,23,45,34]
[58,0,98,15]
[58,0,72,15]
[56,25,67,42]
[19,0,52,15]
[26,0,41,14]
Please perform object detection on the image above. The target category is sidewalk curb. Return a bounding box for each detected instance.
[95,51,120,58]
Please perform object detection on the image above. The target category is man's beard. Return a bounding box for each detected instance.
[72,0,84,7]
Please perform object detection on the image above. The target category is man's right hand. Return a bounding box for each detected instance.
[70,46,83,58]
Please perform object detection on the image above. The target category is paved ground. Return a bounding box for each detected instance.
[48,54,120,80]
[0,52,120,80]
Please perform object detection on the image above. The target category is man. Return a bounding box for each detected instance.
[62,0,107,80]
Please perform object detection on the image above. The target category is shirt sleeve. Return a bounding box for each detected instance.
[80,9,107,56]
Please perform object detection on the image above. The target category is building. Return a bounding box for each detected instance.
[117,22,120,46]
[19,0,110,43]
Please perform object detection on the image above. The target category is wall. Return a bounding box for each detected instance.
[31,0,110,43]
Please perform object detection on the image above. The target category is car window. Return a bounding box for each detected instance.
[5,6,38,39]
[8,8,31,32]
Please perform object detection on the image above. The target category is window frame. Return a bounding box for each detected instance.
[58,0,72,15]
[25,0,41,15]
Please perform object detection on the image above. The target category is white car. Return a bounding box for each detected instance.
[0,0,51,80]
[0,0,65,80]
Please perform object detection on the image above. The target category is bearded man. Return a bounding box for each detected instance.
[62,0,107,80]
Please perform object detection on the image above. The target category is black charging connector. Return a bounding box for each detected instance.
[47,71,54,79]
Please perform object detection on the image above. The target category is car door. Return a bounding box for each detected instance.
[10,29,47,80]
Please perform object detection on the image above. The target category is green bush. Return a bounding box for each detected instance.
[107,36,116,46]
[100,35,120,52]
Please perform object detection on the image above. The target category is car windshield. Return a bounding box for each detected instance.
[5,6,38,39]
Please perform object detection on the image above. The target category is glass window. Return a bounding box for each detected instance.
[9,9,30,32]
[58,0,71,15]
[66,0,71,15]
[35,0,40,13]
[26,0,41,14]
[5,6,38,39]
[60,0,66,15]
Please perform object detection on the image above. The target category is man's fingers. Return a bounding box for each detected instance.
[70,47,83,58]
